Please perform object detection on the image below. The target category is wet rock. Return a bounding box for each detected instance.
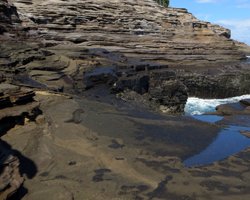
[149,73,188,113]
[83,67,117,89]
[177,68,250,98]
[240,99,250,106]
[113,74,149,94]
[215,99,250,116]
[240,131,250,138]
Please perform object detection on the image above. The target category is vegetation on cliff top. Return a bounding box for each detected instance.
[154,0,169,7]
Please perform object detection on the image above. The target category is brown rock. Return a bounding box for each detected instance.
[240,99,250,106]
[11,0,245,66]
[0,143,24,200]
[215,101,250,116]
[240,131,250,138]
[9,90,35,104]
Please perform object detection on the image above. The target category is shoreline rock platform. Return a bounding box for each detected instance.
[1,0,250,199]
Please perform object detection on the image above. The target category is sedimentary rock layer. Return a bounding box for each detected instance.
[0,83,41,199]
[11,0,245,65]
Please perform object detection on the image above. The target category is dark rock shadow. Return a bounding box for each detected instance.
[0,116,25,137]
[7,186,28,200]
[0,139,38,199]
[0,140,37,179]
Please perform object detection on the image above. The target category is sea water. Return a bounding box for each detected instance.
[184,95,250,167]
[184,125,250,167]
[184,94,250,115]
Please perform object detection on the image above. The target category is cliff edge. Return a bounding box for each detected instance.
[11,0,245,65]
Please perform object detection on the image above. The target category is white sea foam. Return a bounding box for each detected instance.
[247,56,250,62]
[185,94,250,115]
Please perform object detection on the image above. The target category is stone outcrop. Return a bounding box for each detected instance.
[0,83,40,199]
[0,0,20,34]
[149,71,188,113]
[215,98,250,116]
[176,63,250,98]
[0,0,248,111]
[235,41,250,55]
[0,1,249,108]
[1,1,250,200]
[11,0,244,65]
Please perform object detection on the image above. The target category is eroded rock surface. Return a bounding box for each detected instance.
[0,0,250,199]
[0,83,41,199]
[0,0,249,112]
[12,0,245,65]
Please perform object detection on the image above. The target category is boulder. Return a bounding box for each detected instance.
[240,99,250,106]
[149,79,188,113]
[83,67,118,89]
[215,101,250,116]
[113,74,149,94]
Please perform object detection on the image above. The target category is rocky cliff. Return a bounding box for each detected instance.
[0,0,248,112]
[1,0,250,199]
[11,0,244,65]
[0,83,40,200]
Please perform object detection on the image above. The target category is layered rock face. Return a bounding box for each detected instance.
[0,0,245,113]
[0,83,41,199]
[12,0,244,65]
[0,0,248,109]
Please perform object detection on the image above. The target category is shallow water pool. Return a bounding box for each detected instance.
[184,124,250,167]
[184,95,250,167]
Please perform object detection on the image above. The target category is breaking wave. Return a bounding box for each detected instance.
[185,95,250,115]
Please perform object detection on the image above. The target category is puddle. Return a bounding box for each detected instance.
[184,125,250,167]
[192,115,223,123]
[184,95,250,167]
